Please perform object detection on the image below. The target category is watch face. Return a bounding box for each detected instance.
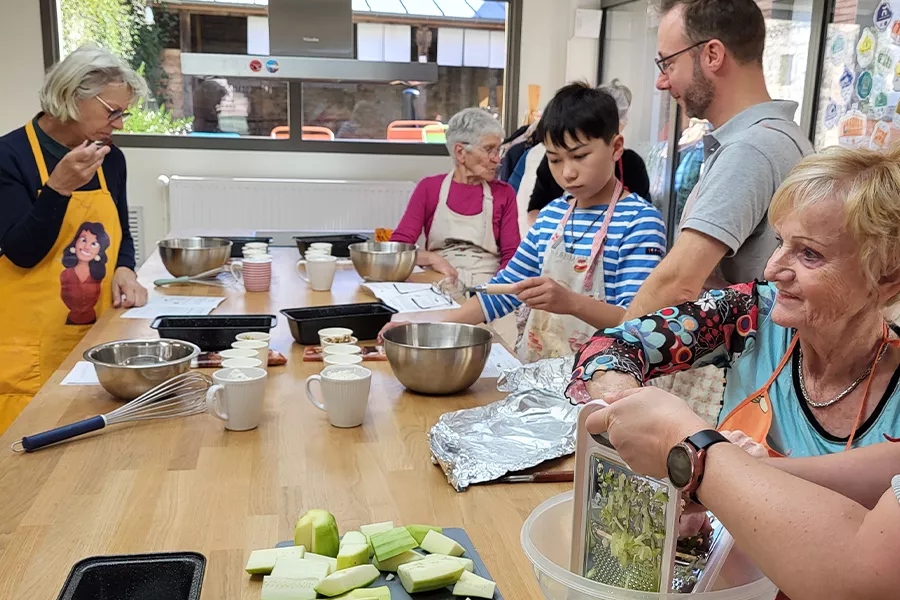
[667,445,693,488]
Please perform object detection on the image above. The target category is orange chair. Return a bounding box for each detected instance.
[386,120,442,142]
[269,126,336,141]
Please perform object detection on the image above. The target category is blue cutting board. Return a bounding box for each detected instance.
[276,528,503,599]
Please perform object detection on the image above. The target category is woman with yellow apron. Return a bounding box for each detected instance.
[0,47,149,434]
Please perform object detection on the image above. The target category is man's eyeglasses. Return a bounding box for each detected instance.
[655,40,711,74]
[95,95,131,122]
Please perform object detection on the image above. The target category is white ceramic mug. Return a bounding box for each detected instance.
[236,332,271,344]
[324,354,363,367]
[305,365,372,428]
[243,242,268,251]
[233,340,269,371]
[238,256,273,292]
[297,255,338,291]
[323,344,362,356]
[207,367,267,431]
[220,348,257,361]
[222,357,263,370]
[309,242,333,254]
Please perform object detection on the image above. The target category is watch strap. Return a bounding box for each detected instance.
[685,429,729,452]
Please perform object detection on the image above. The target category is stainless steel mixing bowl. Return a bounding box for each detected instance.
[158,237,232,277]
[382,323,493,395]
[348,242,418,282]
[84,339,200,400]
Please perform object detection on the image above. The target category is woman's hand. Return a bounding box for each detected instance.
[585,388,708,478]
[377,320,412,343]
[721,430,768,458]
[512,277,578,314]
[430,256,459,280]
[112,267,148,308]
[46,141,110,196]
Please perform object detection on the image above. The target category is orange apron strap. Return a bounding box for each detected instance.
[25,121,50,185]
[717,334,800,453]
[844,323,898,450]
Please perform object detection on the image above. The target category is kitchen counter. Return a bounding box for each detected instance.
[0,245,570,599]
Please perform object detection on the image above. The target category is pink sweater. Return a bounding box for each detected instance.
[390,174,521,269]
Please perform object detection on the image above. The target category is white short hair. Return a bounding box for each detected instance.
[40,46,148,123]
[598,79,632,126]
[445,107,504,161]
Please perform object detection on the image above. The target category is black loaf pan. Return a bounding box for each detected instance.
[282,303,397,345]
[201,235,273,258]
[294,234,369,258]
[151,314,277,351]
[57,552,206,600]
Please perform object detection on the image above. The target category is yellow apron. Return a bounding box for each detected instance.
[0,121,121,433]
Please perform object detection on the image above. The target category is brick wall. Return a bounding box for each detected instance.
[162,49,185,118]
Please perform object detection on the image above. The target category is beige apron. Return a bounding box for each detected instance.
[427,172,501,288]
[517,181,622,363]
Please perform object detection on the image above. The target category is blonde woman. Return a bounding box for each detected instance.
[0,46,149,433]
[568,146,900,458]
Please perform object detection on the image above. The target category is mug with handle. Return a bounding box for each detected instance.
[206,367,267,431]
[297,255,338,292]
[305,365,372,428]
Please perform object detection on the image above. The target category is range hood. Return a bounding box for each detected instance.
[180,0,438,83]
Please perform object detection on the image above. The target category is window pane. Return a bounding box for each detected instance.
[759,0,813,126]
[814,0,896,150]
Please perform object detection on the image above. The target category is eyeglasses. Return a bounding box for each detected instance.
[468,143,501,158]
[655,40,711,74]
[94,95,131,122]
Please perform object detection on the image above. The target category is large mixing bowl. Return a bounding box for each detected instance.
[382,323,492,395]
[521,491,776,600]
[84,339,200,400]
[349,242,418,282]
[159,237,232,277]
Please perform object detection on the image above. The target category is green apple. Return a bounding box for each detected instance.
[245,546,306,575]
[294,509,341,558]
[372,550,424,572]
[452,570,496,598]
[261,576,317,600]
[419,530,465,557]
[397,559,464,593]
[314,564,380,597]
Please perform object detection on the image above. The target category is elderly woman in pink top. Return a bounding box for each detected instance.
[390,108,521,286]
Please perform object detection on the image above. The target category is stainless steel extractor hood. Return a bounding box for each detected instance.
[180,0,438,83]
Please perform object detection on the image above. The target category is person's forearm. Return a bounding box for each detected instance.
[444,296,487,325]
[699,443,899,600]
[584,371,641,398]
[622,262,699,321]
[0,186,71,268]
[569,294,625,330]
[765,442,900,510]
[416,250,443,268]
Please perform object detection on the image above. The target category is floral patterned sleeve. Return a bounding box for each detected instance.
[566,281,772,404]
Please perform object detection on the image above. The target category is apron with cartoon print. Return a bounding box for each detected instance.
[0,121,121,434]
[517,181,622,363]
[427,172,501,288]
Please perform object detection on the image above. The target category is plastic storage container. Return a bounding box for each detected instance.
[281,303,397,345]
[56,552,206,600]
[151,315,277,351]
[521,491,777,600]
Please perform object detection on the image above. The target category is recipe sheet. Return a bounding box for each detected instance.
[361,282,459,313]
[480,344,522,379]
[61,361,100,386]
[121,295,226,319]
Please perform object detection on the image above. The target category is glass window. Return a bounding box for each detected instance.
[55,0,511,143]
[759,0,813,125]
[814,0,897,150]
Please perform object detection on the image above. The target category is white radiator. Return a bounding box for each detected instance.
[162,176,416,234]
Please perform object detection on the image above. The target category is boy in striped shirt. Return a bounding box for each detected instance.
[383,83,667,361]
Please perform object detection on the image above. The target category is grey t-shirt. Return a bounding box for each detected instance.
[679,101,813,285]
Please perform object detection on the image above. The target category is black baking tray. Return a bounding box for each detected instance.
[202,236,274,258]
[151,314,278,351]
[274,528,501,599]
[294,234,369,258]
[57,552,206,600]
[281,303,397,345]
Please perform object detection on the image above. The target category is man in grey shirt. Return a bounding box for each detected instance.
[624,0,813,319]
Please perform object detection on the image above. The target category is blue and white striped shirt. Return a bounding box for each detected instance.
[478,194,667,322]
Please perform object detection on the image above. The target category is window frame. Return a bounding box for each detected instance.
[39,0,522,156]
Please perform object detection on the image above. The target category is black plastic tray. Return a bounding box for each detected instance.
[151,314,278,351]
[57,552,206,600]
[275,528,502,599]
[201,236,273,258]
[294,234,369,258]
[281,303,397,345]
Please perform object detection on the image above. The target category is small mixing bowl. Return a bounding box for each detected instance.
[159,237,232,277]
[382,323,492,395]
[84,339,200,400]
[348,242,418,282]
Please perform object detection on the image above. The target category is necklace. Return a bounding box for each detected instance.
[798,345,888,408]
[566,204,605,253]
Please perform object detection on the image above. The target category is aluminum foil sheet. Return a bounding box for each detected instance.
[428,357,577,491]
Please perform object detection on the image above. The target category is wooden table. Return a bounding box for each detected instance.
[0,246,571,599]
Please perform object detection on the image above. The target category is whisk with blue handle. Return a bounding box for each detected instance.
[10,372,212,453]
